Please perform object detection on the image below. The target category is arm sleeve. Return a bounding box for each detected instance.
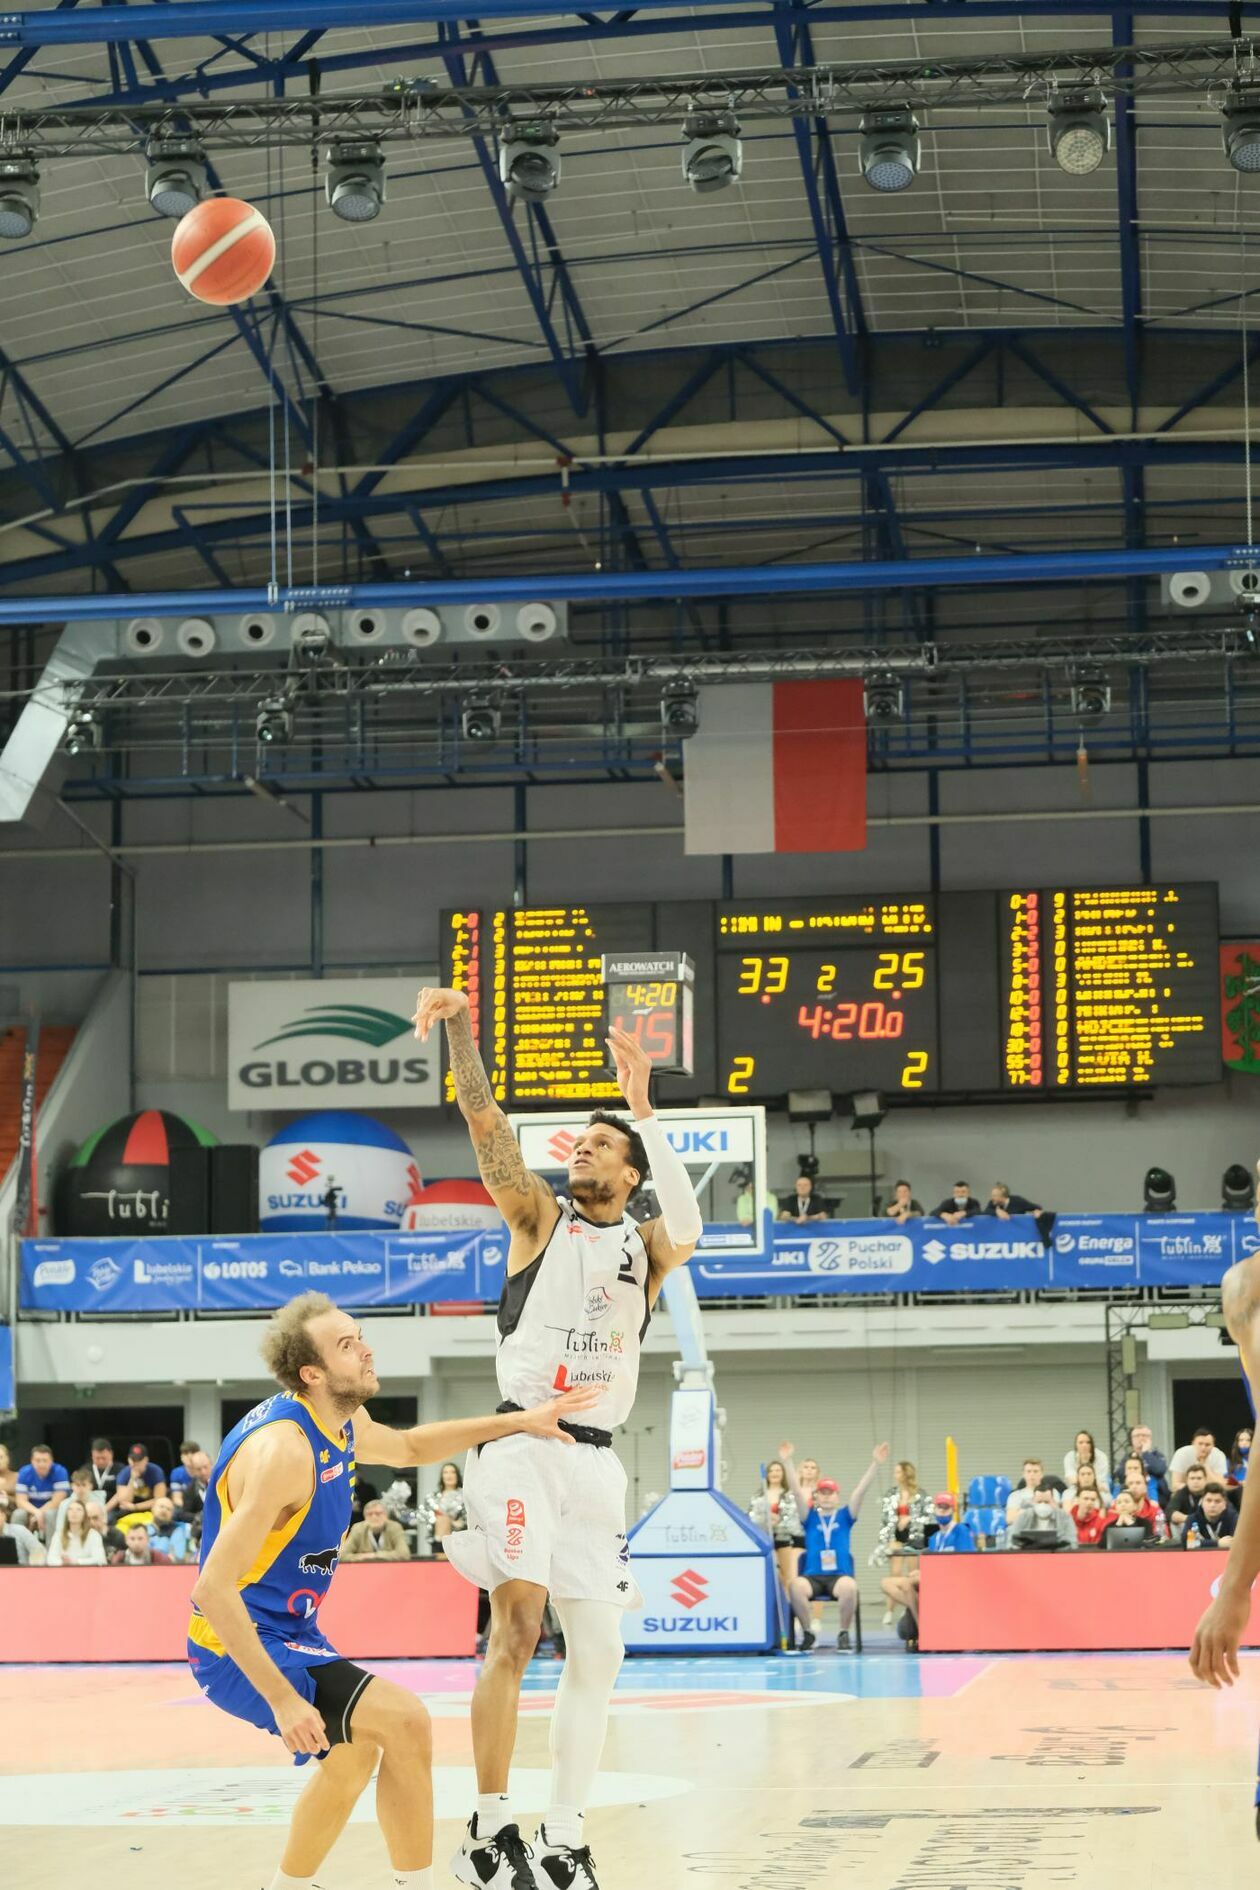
[636,1113,703,1245]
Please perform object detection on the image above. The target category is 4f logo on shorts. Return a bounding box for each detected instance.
[505,1497,526,1563]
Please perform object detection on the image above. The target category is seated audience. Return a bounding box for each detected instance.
[112,1443,167,1514]
[1113,1455,1168,1539]
[148,1495,192,1564]
[1063,1429,1110,1495]
[1065,1461,1106,1511]
[874,1460,934,1619]
[932,1181,981,1225]
[84,1499,126,1560]
[1006,1458,1048,1523]
[343,1497,411,1562]
[168,1440,201,1498]
[884,1181,923,1223]
[1168,1462,1211,1528]
[1228,1427,1252,1490]
[1008,1481,1076,1550]
[47,1497,107,1566]
[110,1521,171,1567]
[0,1489,45,1564]
[778,1173,835,1222]
[1102,1489,1153,1548]
[67,1466,97,1515]
[14,1443,70,1537]
[1129,1423,1170,1508]
[924,1491,976,1554]
[1071,1489,1107,1546]
[780,1439,889,1652]
[0,1442,17,1496]
[1182,1482,1239,1548]
[1169,1427,1228,1489]
[86,1436,118,1506]
[172,1449,213,1520]
[984,1182,1044,1219]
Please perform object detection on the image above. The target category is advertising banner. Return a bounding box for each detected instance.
[624,1492,780,1653]
[0,1324,13,1414]
[227,980,437,1111]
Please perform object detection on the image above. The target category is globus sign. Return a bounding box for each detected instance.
[228,979,437,1111]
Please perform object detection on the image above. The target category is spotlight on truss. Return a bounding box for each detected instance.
[1047,93,1111,176]
[0,152,40,239]
[256,697,293,747]
[859,110,920,193]
[145,136,208,218]
[681,111,743,194]
[64,710,102,758]
[1223,95,1260,173]
[1070,671,1111,720]
[864,673,905,724]
[325,140,386,222]
[461,695,502,743]
[660,680,699,736]
[499,123,561,204]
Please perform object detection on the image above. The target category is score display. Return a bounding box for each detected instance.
[443,884,1221,1105]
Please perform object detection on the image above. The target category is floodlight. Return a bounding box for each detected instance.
[1223,1164,1255,1211]
[1047,94,1110,176]
[1142,1165,1176,1212]
[859,111,920,193]
[145,137,208,218]
[0,153,39,240]
[660,680,699,736]
[499,124,560,204]
[461,696,501,743]
[850,1090,885,1130]
[1071,671,1111,720]
[681,111,743,194]
[1223,97,1260,173]
[64,711,101,757]
[864,673,904,724]
[256,697,293,747]
[325,140,386,222]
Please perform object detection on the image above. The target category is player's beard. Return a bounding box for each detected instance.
[322,1363,378,1415]
[569,1173,617,1210]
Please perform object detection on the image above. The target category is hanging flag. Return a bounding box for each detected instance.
[683,680,867,855]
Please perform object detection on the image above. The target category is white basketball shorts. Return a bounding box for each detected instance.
[443,1432,642,1610]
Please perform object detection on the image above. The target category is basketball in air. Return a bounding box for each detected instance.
[171,196,276,305]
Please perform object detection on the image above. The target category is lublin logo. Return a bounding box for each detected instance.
[287,1149,321,1186]
[255,1004,413,1052]
[670,1567,708,1610]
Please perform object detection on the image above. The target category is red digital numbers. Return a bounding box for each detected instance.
[615,1008,677,1061]
[796,1002,905,1042]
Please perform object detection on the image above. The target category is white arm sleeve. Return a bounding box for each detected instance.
[635,1113,704,1245]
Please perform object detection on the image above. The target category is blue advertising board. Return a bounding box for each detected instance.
[18,1213,1252,1314]
[0,1323,13,1411]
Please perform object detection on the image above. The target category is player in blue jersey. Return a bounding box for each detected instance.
[1189,1176,1260,1841]
[189,1290,596,1890]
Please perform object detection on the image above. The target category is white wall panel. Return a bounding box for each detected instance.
[1149,759,1260,931]
[525,783,721,903]
[938,763,1140,888]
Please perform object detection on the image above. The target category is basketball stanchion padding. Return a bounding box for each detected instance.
[171,196,276,305]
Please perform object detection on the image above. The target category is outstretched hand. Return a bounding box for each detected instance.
[872,1441,891,1465]
[521,1385,603,1443]
[607,1024,653,1116]
[413,986,469,1042]
[778,1440,795,1461]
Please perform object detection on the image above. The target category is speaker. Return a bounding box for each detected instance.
[167,1145,212,1235]
[210,1144,260,1234]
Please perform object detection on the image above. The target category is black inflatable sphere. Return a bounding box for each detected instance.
[57,1109,218,1237]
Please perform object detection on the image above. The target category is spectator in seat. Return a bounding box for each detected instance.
[112,1443,167,1516]
[1182,1481,1239,1548]
[111,1522,170,1567]
[344,1497,410,1562]
[778,1173,834,1223]
[885,1181,923,1223]
[1169,1462,1211,1531]
[168,1440,201,1499]
[14,1443,70,1537]
[1102,1489,1153,1548]
[933,1181,981,1225]
[1228,1426,1252,1490]
[67,1466,97,1514]
[86,1437,118,1506]
[1129,1423,1170,1508]
[1063,1429,1111,1498]
[0,1489,46,1564]
[879,1493,975,1647]
[173,1449,213,1520]
[1006,1458,1048,1525]
[984,1182,1045,1220]
[1114,1455,1168,1539]
[780,1439,889,1651]
[1169,1427,1228,1490]
[1071,1489,1107,1546]
[874,1461,934,1623]
[84,1499,125,1561]
[0,1442,17,1497]
[148,1495,192,1564]
[748,1458,802,1591]
[1065,1461,1104,1513]
[47,1497,107,1567]
[1008,1481,1076,1550]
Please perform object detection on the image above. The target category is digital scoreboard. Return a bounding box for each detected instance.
[443,883,1221,1106]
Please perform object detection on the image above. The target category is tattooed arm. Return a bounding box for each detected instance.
[412,987,554,1250]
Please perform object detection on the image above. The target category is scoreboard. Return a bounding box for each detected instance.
[443,883,1221,1105]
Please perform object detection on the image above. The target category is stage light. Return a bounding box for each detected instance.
[461,695,501,743]
[145,137,208,218]
[1223,97,1260,173]
[864,672,904,724]
[255,697,293,747]
[291,613,332,662]
[325,140,386,222]
[64,710,101,757]
[499,124,560,204]
[0,153,40,239]
[859,111,920,193]
[1047,93,1110,176]
[1071,671,1111,720]
[1223,1164,1255,1211]
[850,1090,885,1130]
[660,680,699,736]
[681,111,743,194]
[1142,1165,1176,1212]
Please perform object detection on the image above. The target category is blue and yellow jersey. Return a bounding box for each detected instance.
[188,1391,355,1661]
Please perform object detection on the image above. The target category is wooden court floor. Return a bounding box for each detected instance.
[3,1647,1259,1887]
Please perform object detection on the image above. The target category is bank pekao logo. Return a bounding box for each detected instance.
[923,1239,947,1264]
[255,1004,412,1052]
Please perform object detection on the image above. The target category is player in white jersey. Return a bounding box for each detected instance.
[413,986,704,1890]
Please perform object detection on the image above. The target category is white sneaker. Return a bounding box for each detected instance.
[536,1827,600,1890]
[882,1608,894,1625]
[451,1816,538,1888]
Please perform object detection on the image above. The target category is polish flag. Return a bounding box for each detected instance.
[683,680,867,855]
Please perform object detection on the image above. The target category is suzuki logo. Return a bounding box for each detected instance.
[548,1130,579,1164]
[923,1239,946,1264]
[287,1149,321,1186]
[670,1567,708,1610]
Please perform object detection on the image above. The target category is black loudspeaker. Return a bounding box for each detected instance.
[167,1145,212,1235]
[210,1144,260,1234]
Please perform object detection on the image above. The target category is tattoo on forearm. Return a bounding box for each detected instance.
[474,1116,535,1202]
[445,1008,493,1116]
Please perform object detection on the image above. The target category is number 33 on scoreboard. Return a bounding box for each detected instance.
[900,1051,929,1090]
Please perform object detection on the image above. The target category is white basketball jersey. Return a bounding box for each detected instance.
[495,1197,653,1431]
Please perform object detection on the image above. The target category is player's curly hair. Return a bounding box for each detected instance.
[260,1292,336,1394]
[586,1110,650,1185]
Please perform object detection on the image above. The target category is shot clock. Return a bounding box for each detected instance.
[601,952,695,1076]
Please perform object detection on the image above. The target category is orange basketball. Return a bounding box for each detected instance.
[171,196,276,306]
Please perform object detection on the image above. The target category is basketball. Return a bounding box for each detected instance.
[170,196,275,305]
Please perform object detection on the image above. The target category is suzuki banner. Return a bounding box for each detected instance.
[227,979,437,1111]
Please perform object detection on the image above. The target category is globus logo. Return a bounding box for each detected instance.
[255,1004,414,1052]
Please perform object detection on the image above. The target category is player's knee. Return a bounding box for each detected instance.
[489,1605,544,1673]
[386,1696,432,1759]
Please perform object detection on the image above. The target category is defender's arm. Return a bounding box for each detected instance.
[351,1386,602,1472]
[1190,1255,1260,1686]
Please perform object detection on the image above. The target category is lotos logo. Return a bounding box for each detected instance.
[548,1129,579,1164]
[255,1004,412,1052]
[670,1567,708,1610]
[33,1258,75,1288]
[287,1149,322,1186]
[505,1496,526,1563]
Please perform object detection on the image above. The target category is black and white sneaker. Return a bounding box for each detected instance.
[837,1629,851,1651]
[451,1816,538,1888]
[536,1828,600,1890]
[799,1629,816,1652]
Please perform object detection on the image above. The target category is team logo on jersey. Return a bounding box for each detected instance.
[319,1449,330,1464]
[585,1284,615,1321]
[298,1548,340,1576]
[505,1498,526,1562]
[616,1534,631,1566]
